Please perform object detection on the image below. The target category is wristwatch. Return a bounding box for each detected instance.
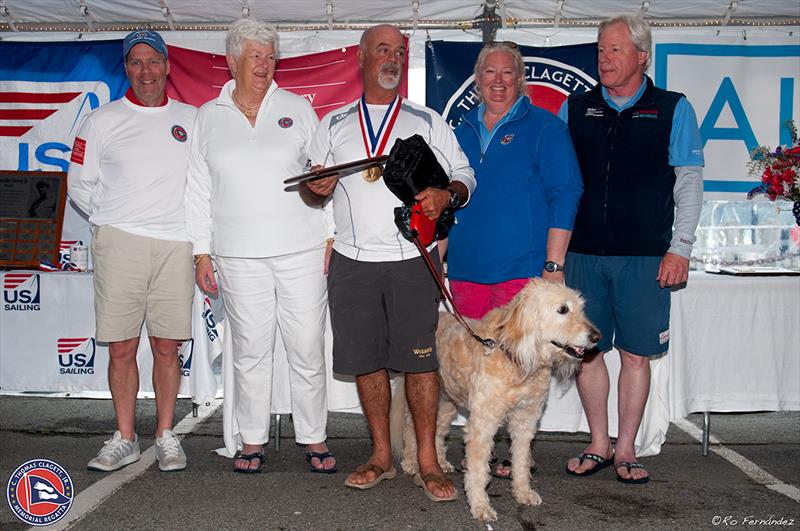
[448,188,460,209]
[543,261,564,273]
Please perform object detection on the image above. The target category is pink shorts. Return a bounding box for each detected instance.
[449,278,531,320]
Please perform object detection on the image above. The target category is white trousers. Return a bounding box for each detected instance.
[216,246,328,445]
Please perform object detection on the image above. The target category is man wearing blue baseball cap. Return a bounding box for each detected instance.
[68,29,197,473]
[123,29,169,61]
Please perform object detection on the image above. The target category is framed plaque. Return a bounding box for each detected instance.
[0,170,67,269]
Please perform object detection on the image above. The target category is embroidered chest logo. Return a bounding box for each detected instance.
[500,134,514,145]
[585,107,604,118]
[278,117,293,128]
[632,109,659,120]
[171,125,187,142]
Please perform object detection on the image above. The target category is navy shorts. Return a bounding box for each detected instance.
[565,253,670,356]
[327,250,441,375]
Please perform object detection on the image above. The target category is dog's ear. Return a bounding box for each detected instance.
[495,282,543,379]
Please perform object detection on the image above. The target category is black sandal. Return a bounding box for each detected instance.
[305,451,337,474]
[565,452,614,477]
[615,461,650,484]
[233,451,265,474]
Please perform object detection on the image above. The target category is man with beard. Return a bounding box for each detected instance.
[305,25,475,502]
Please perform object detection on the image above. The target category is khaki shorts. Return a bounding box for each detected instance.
[91,225,193,342]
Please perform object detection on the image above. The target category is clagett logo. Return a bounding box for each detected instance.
[3,273,40,311]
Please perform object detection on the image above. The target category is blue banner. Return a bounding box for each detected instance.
[0,40,128,173]
[425,41,598,128]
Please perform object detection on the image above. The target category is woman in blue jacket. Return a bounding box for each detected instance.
[447,40,584,478]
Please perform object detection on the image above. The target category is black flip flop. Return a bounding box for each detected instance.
[233,451,265,474]
[305,451,337,474]
[565,452,613,477]
[615,461,650,484]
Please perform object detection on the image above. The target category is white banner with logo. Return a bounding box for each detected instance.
[652,32,800,199]
[0,271,220,404]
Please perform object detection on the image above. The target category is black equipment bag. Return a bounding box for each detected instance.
[382,134,455,243]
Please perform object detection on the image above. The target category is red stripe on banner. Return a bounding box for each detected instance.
[3,274,33,289]
[57,339,87,347]
[0,125,33,137]
[0,109,57,120]
[0,92,80,103]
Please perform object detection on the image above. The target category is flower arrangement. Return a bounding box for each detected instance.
[747,121,800,225]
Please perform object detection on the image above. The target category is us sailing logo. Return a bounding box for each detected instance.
[202,295,220,343]
[442,56,597,127]
[6,459,74,526]
[57,337,95,375]
[179,339,193,377]
[3,273,41,311]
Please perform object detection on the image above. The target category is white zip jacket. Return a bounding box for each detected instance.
[186,79,325,257]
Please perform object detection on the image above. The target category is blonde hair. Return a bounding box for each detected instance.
[473,41,526,100]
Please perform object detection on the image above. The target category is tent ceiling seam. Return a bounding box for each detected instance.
[2,17,798,33]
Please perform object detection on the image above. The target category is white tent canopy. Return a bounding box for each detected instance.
[1,0,799,33]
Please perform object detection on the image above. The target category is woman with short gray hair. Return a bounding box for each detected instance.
[186,18,335,475]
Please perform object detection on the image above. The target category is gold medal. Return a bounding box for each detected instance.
[362,164,382,183]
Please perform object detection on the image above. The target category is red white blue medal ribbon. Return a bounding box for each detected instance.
[358,94,402,158]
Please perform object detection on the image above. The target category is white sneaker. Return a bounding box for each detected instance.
[155,429,187,472]
[87,431,140,471]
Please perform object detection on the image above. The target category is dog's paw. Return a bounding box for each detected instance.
[400,458,419,476]
[514,488,542,507]
[439,459,455,473]
[470,502,497,522]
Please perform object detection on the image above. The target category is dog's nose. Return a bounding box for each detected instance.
[590,328,601,344]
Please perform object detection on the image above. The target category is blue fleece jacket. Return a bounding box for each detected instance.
[448,97,583,284]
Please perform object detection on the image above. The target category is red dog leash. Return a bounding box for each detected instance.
[409,229,496,350]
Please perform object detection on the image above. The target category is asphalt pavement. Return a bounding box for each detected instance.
[1,396,798,531]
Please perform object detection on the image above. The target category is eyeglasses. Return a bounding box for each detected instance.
[482,40,519,50]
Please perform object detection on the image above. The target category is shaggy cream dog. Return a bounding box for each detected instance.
[392,278,600,521]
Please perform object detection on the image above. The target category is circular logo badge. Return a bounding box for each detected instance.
[171,125,188,142]
[7,459,74,526]
[442,57,597,128]
[278,117,293,128]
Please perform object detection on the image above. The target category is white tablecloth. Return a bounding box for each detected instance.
[3,270,798,457]
[667,271,800,418]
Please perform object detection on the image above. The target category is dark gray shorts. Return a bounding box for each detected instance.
[327,250,441,375]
